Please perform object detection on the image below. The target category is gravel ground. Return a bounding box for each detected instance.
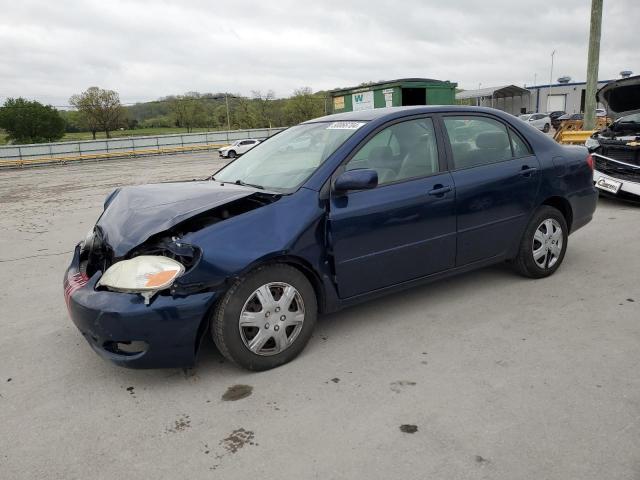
[0,152,639,480]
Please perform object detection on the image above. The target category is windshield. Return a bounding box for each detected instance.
[213,121,366,192]
[519,114,532,121]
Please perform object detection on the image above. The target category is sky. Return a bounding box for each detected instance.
[0,0,637,106]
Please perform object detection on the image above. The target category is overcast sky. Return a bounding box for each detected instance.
[0,0,637,105]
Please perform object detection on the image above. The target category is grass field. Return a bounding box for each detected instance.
[0,127,222,146]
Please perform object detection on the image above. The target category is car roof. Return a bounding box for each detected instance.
[303,105,516,123]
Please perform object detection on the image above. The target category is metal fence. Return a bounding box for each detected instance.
[0,127,286,168]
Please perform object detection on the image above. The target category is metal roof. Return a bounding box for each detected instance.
[456,85,530,100]
[330,78,453,94]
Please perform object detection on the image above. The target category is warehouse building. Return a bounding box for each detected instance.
[457,79,611,115]
[330,78,457,113]
[526,79,610,114]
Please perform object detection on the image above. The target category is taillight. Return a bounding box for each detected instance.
[586,153,594,171]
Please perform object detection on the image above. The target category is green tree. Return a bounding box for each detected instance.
[0,98,65,144]
[252,90,275,127]
[284,87,325,124]
[168,94,207,133]
[69,87,125,139]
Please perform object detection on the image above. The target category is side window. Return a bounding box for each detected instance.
[443,116,513,170]
[509,129,532,158]
[345,118,439,185]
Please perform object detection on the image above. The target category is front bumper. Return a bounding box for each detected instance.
[594,169,640,200]
[64,246,218,369]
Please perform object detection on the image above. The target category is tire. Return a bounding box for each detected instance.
[227,150,237,158]
[513,206,568,278]
[211,264,317,371]
[543,123,550,133]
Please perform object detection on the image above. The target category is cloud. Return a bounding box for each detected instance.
[0,0,637,105]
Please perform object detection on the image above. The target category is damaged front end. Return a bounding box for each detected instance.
[65,180,280,368]
[589,76,640,199]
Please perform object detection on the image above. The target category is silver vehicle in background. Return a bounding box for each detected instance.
[519,113,552,133]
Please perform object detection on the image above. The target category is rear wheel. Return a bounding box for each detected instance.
[513,206,568,278]
[211,264,317,371]
[543,123,550,133]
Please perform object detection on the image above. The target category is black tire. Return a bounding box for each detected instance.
[543,123,550,133]
[513,206,568,278]
[227,150,237,158]
[211,264,317,371]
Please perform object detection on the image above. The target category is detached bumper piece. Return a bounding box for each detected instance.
[64,246,218,368]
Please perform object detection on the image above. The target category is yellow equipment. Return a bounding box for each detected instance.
[553,117,609,145]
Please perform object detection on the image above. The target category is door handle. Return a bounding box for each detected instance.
[428,185,452,196]
[519,165,538,177]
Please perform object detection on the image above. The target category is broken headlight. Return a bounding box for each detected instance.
[97,255,184,304]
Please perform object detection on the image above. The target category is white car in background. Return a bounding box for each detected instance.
[218,139,261,158]
[519,113,552,133]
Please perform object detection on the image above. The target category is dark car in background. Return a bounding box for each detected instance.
[64,106,597,371]
[548,110,567,130]
[587,75,640,200]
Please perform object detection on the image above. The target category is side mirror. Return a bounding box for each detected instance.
[333,169,378,194]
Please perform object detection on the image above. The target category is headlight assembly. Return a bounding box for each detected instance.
[97,255,185,304]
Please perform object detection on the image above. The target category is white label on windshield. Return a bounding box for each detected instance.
[326,121,366,130]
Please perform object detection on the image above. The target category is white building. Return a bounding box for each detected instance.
[526,80,610,114]
[456,80,612,115]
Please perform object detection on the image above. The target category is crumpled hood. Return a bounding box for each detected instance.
[597,75,640,119]
[96,181,258,257]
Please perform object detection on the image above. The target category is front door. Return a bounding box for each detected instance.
[328,117,457,298]
[441,114,541,266]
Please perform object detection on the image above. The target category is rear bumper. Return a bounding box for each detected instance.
[569,185,599,234]
[64,246,218,369]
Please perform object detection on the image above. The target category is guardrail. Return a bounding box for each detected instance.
[0,127,285,169]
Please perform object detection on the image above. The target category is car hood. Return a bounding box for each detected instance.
[96,181,259,257]
[597,75,640,119]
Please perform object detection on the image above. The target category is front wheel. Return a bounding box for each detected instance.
[211,264,317,371]
[513,206,568,278]
[227,150,237,158]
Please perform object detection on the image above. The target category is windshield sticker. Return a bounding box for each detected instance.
[326,121,366,130]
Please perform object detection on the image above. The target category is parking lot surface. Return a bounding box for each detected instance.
[1,153,639,480]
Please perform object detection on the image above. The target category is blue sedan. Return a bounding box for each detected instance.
[64,106,598,371]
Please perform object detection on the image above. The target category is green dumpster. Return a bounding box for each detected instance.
[330,78,457,113]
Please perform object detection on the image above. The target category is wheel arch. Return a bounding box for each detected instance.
[193,254,328,360]
[254,255,328,314]
[540,196,573,231]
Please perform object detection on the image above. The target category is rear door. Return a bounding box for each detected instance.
[328,116,456,298]
[441,114,541,266]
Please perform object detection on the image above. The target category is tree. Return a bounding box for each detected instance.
[252,90,275,127]
[284,87,325,124]
[232,96,257,129]
[0,98,65,144]
[69,87,125,139]
[168,94,207,133]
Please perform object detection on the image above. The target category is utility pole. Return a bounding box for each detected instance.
[546,50,556,113]
[584,0,603,130]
